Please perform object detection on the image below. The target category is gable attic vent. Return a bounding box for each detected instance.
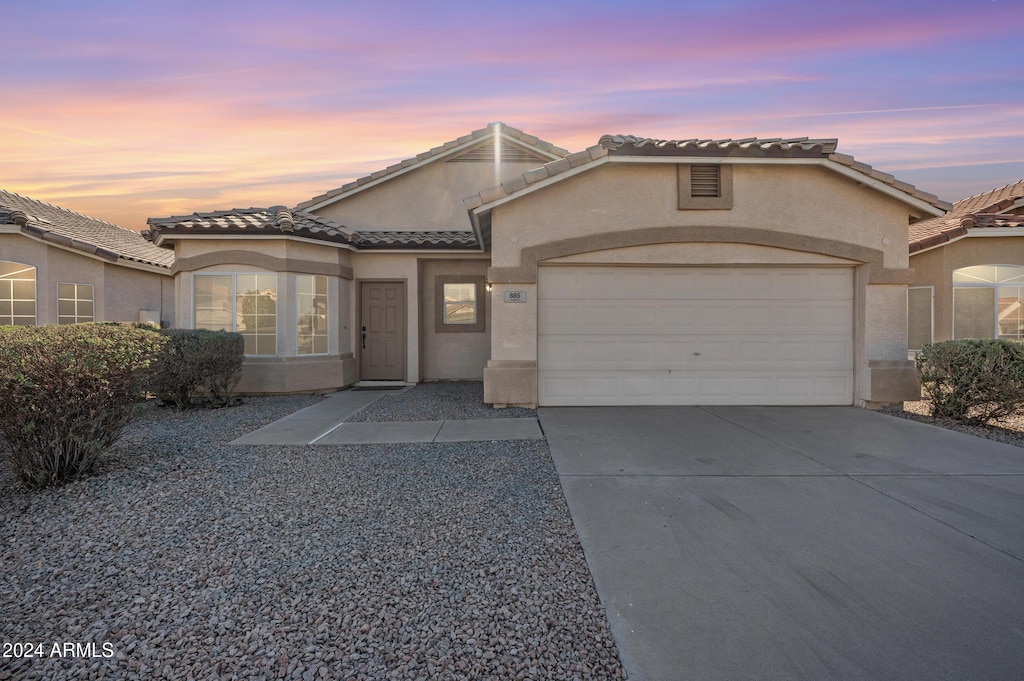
[448,139,550,164]
[690,164,722,198]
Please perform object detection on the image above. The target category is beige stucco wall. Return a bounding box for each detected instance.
[313,159,549,232]
[910,236,1024,342]
[489,163,911,269]
[1,233,173,326]
[483,161,921,407]
[418,258,491,379]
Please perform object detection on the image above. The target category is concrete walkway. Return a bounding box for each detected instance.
[230,390,543,445]
[541,405,1024,681]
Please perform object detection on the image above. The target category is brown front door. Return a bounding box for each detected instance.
[360,281,406,380]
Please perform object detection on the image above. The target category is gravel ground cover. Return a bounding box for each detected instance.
[1,395,622,680]
[884,400,1024,448]
[346,382,536,423]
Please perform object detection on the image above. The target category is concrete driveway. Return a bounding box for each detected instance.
[539,406,1024,681]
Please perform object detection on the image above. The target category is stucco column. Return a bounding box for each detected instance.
[859,282,921,406]
[484,281,539,407]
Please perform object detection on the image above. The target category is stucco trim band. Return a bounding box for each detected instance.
[174,251,354,279]
[488,226,896,283]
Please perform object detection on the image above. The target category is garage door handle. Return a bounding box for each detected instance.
[362,326,367,350]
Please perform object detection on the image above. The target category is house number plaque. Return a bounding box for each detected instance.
[503,290,527,303]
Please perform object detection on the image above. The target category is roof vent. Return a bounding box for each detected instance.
[449,138,550,164]
[690,165,721,198]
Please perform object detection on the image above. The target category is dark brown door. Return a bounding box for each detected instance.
[360,282,406,380]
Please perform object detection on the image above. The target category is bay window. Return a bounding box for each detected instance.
[194,273,277,355]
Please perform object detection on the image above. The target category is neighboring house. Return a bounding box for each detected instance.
[147,123,949,407]
[0,190,174,328]
[908,180,1024,351]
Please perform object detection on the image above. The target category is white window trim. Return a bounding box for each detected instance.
[952,264,1024,340]
[296,274,330,356]
[0,261,37,326]
[907,286,934,352]
[57,282,95,325]
[193,272,279,356]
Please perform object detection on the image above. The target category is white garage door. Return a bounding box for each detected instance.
[538,266,854,406]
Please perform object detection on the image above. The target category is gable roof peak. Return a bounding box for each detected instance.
[297,123,568,211]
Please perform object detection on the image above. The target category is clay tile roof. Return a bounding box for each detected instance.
[599,135,839,156]
[146,207,480,251]
[0,189,173,268]
[354,230,480,249]
[145,206,358,246]
[909,179,1024,253]
[297,122,568,210]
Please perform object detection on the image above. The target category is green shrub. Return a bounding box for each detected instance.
[916,338,1024,424]
[146,329,244,408]
[0,323,167,489]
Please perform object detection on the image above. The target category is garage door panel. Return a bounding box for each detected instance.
[538,266,854,406]
[539,371,853,406]
[540,337,700,371]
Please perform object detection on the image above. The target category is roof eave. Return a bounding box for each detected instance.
[148,230,360,253]
[6,224,172,272]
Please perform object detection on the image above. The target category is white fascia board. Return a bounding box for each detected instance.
[153,231,480,254]
[153,232,358,253]
[304,132,561,213]
[910,229,1024,257]
[964,227,1024,238]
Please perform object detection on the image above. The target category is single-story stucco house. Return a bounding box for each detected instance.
[907,180,1024,351]
[144,122,952,408]
[0,190,174,327]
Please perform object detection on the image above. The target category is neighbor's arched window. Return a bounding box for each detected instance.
[953,265,1024,340]
[0,261,36,326]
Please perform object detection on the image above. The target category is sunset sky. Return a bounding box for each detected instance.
[3,0,1022,231]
